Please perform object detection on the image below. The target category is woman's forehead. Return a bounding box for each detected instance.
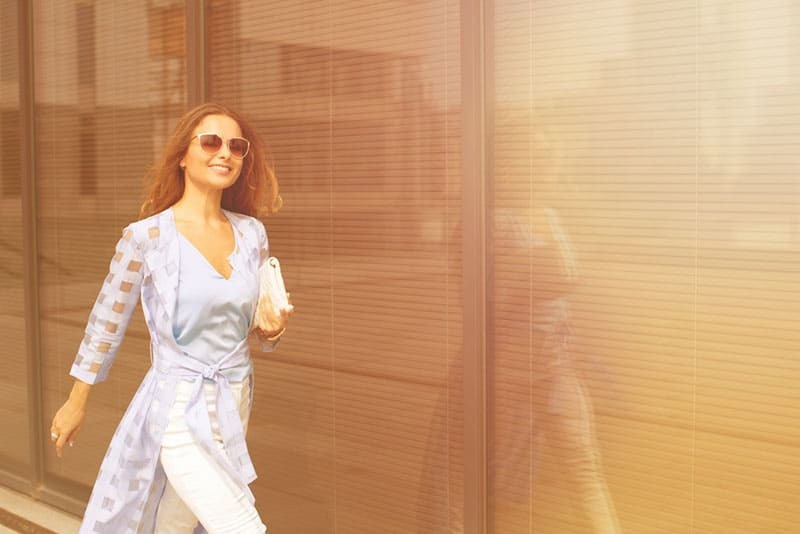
[193,114,242,137]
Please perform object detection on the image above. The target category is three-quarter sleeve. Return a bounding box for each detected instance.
[255,219,281,353]
[70,225,144,384]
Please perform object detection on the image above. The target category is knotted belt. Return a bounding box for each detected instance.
[152,336,257,503]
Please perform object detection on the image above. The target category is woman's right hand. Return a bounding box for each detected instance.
[50,380,91,457]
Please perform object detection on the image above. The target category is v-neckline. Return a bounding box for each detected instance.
[173,210,237,281]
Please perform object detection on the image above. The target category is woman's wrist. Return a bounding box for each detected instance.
[69,379,92,404]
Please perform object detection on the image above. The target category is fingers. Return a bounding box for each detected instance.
[67,423,82,447]
[260,315,280,334]
[51,416,79,457]
[265,306,291,330]
[255,293,294,335]
[50,418,63,458]
[55,432,68,458]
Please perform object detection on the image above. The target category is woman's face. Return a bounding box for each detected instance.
[180,114,245,192]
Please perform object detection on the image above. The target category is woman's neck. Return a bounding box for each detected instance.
[172,187,226,224]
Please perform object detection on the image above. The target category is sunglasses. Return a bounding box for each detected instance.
[192,132,250,159]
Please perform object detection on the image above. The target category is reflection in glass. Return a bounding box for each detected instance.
[208,1,464,531]
[0,0,30,472]
[492,198,621,532]
[33,0,186,492]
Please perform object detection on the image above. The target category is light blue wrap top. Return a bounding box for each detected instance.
[173,233,255,382]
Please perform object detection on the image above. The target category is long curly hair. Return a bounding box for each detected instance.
[139,103,282,219]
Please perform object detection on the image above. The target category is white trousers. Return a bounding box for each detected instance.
[153,379,267,534]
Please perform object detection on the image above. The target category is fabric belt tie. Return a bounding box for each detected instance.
[152,338,257,503]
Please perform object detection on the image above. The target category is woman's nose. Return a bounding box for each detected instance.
[217,142,231,158]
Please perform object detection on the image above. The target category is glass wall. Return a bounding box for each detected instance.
[206,1,464,531]
[0,0,29,474]
[4,1,800,533]
[489,1,800,533]
[32,0,186,492]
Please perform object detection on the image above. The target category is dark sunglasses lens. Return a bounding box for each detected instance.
[229,138,249,157]
[199,134,223,153]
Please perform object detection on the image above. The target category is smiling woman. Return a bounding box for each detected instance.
[180,115,245,192]
[141,104,281,220]
[48,103,292,534]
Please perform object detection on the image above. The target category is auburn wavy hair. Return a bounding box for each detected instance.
[139,103,282,219]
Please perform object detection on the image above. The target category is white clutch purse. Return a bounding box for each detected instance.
[253,256,293,332]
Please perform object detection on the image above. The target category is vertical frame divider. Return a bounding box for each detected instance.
[19,0,44,497]
[462,0,488,532]
[186,0,206,106]
[483,0,497,530]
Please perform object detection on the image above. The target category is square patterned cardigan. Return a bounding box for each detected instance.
[70,207,277,534]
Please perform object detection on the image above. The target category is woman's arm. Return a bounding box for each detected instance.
[51,225,144,455]
[70,225,144,383]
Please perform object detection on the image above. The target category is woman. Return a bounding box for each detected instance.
[49,103,291,533]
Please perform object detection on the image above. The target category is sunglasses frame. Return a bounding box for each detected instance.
[192,132,251,159]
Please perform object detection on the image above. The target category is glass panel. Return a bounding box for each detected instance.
[490,1,800,533]
[34,0,186,490]
[490,1,695,531]
[695,3,800,531]
[208,0,464,531]
[0,0,30,473]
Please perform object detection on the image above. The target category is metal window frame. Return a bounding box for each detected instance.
[20,0,42,494]
[462,0,489,532]
[186,0,206,106]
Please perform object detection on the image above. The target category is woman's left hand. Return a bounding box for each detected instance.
[254,292,293,341]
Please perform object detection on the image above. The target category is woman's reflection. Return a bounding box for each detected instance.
[491,197,622,533]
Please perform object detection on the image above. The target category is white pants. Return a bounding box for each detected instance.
[154,379,267,534]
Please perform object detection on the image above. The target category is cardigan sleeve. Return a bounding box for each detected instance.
[254,219,281,353]
[70,225,144,384]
